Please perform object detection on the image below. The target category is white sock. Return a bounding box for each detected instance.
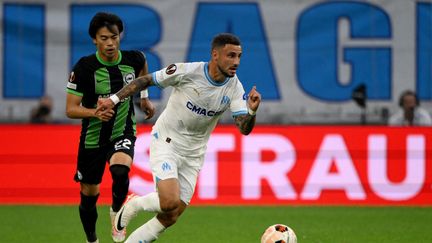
[125,216,165,243]
[136,192,162,213]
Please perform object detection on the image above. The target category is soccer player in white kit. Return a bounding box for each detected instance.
[96,33,261,242]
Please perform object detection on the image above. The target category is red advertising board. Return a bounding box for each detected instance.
[0,125,431,205]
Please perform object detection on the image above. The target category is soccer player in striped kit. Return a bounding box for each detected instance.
[66,12,155,243]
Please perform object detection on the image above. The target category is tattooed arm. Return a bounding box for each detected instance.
[95,73,155,114]
[116,74,154,100]
[235,113,256,135]
[235,86,261,135]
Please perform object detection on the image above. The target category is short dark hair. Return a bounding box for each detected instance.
[211,33,241,50]
[399,90,420,107]
[88,12,123,39]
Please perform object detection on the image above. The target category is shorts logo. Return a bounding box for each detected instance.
[165,64,177,75]
[115,139,132,150]
[162,162,172,172]
[77,170,83,181]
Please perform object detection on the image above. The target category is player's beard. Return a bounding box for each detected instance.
[217,64,234,78]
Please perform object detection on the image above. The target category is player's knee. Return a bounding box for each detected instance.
[166,213,179,226]
[80,192,99,210]
[110,164,130,182]
[160,198,181,213]
[157,210,180,227]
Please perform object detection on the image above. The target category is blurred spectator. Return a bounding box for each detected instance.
[388,90,432,126]
[30,95,53,123]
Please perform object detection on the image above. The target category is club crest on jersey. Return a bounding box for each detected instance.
[165,64,177,75]
[123,73,135,84]
[221,95,230,104]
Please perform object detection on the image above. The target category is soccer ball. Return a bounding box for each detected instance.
[261,224,297,243]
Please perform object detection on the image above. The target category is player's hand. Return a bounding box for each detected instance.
[95,107,114,122]
[247,86,261,112]
[140,98,156,120]
[95,98,115,121]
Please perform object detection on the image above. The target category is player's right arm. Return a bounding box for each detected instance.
[97,62,184,113]
[118,73,155,101]
[66,58,115,121]
[96,73,155,113]
[66,93,114,122]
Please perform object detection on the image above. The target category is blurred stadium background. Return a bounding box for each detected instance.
[1,0,432,242]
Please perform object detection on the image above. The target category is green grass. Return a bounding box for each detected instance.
[0,205,431,242]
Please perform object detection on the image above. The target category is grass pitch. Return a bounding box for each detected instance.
[0,205,430,242]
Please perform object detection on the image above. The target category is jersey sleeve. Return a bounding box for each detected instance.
[151,63,188,89]
[230,78,248,117]
[66,58,87,97]
[132,50,146,71]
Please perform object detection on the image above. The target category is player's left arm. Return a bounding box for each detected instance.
[234,86,261,135]
[138,61,155,119]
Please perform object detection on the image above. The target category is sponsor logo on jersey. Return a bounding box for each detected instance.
[186,101,223,117]
[165,64,177,75]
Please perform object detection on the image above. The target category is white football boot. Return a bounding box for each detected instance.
[110,207,126,242]
[114,194,140,232]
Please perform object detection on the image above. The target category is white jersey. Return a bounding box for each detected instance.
[151,62,248,156]
[388,107,432,126]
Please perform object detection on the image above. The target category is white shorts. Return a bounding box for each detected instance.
[149,135,204,205]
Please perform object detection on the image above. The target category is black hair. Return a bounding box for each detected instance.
[211,33,241,50]
[399,90,419,107]
[88,12,123,39]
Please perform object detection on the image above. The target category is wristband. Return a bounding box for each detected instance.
[140,89,149,98]
[248,107,257,116]
[109,94,120,105]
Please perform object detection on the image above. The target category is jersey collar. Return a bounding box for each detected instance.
[96,50,122,66]
[204,62,230,86]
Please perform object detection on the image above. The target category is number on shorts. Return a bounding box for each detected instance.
[114,139,131,150]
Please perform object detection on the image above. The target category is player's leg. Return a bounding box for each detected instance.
[125,155,201,242]
[108,136,136,242]
[125,178,185,242]
[109,136,136,212]
[115,191,162,232]
[79,183,100,243]
[75,147,106,243]
[109,152,132,211]
[109,152,131,242]
[156,159,201,227]
[125,202,187,243]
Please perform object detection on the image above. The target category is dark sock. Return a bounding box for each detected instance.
[110,164,130,212]
[79,192,99,242]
